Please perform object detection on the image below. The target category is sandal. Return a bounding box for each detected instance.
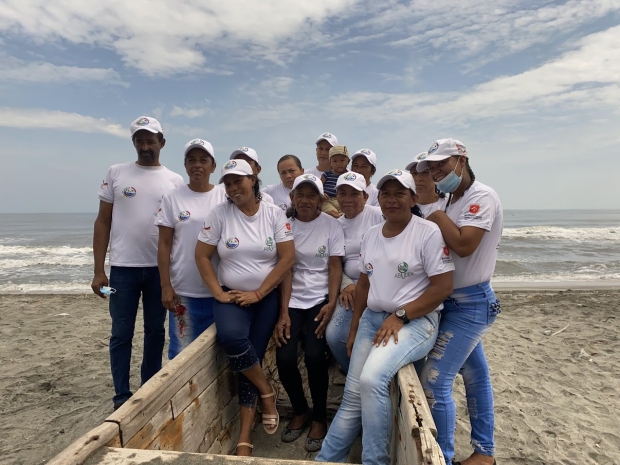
[235,442,253,456]
[260,383,280,435]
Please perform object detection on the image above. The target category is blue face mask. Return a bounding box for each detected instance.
[434,161,463,193]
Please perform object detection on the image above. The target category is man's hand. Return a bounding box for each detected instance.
[372,314,404,347]
[91,272,109,299]
[274,314,292,347]
[339,284,356,310]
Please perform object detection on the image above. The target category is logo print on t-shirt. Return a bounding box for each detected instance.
[284,222,293,237]
[395,261,413,279]
[441,246,453,264]
[178,211,191,222]
[365,263,373,277]
[264,237,275,251]
[279,203,287,211]
[122,187,137,198]
[316,245,328,258]
[344,172,357,181]
[224,160,237,170]
[443,246,450,256]
[469,204,480,214]
[225,237,240,249]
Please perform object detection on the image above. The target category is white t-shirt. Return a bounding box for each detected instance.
[338,206,384,282]
[288,213,345,309]
[445,181,503,290]
[198,201,293,291]
[418,197,449,218]
[262,183,292,212]
[98,162,184,267]
[155,184,226,298]
[359,216,454,313]
[365,183,379,207]
[305,166,324,178]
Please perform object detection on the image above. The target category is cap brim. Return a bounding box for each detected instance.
[293,179,324,195]
[219,170,252,184]
[131,127,159,136]
[416,154,453,172]
[351,153,376,166]
[336,181,365,192]
[376,175,412,191]
[405,161,418,171]
[185,144,214,158]
[316,138,335,146]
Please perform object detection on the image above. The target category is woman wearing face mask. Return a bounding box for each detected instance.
[406,152,447,218]
[274,173,344,452]
[416,139,503,465]
[316,169,454,465]
[324,172,383,374]
[263,155,305,212]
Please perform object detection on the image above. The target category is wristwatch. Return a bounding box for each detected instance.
[395,306,410,324]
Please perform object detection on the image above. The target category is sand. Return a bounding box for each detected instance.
[0,290,619,465]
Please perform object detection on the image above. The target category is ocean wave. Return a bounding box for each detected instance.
[0,245,92,256]
[0,281,91,293]
[502,226,620,242]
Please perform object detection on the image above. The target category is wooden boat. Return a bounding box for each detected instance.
[47,325,445,465]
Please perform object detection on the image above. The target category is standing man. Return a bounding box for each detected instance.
[91,116,184,410]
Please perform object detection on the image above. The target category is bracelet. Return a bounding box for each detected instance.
[254,291,262,301]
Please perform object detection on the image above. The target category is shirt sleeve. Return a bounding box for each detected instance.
[154,193,175,228]
[197,207,223,246]
[328,220,346,257]
[456,190,496,231]
[422,226,455,277]
[97,167,114,203]
[274,209,294,243]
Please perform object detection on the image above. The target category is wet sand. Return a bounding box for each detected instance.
[0,290,618,465]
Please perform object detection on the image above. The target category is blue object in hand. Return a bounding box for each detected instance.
[100,286,117,295]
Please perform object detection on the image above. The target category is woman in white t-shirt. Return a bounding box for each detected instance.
[417,139,503,465]
[350,148,380,207]
[325,172,383,373]
[406,152,448,217]
[317,170,454,465]
[262,155,304,212]
[273,173,344,452]
[155,139,226,359]
[195,159,295,456]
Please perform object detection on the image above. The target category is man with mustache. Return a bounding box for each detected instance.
[91,116,184,411]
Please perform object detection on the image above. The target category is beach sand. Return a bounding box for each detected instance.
[1,290,619,465]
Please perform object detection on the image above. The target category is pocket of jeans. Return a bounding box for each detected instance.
[487,299,501,324]
[423,313,438,331]
[448,298,477,321]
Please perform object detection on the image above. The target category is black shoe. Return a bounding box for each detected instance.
[113,400,126,411]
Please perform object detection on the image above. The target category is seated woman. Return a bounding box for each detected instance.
[195,159,295,456]
[325,171,383,374]
[274,173,344,452]
[316,169,454,465]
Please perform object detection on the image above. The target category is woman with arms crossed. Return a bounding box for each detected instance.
[274,173,344,452]
[195,159,295,456]
[316,169,454,465]
[417,138,503,465]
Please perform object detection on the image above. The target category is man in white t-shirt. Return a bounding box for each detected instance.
[91,116,184,411]
[229,147,274,204]
[305,132,338,178]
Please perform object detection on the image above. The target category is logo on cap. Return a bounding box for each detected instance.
[365,263,374,277]
[456,143,467,154]
[321,133,332,138]
[122,187,137,198]
[344,173,357,181]
[240,147,249,152]
[189,139,204,146]
[224,160,237,170]
[360,149,371,156]
[135,118,149,126]
[387,169,403,176]
[303,174,317,181]
[428,142,439,154]
[225,237,240,249]
[178,211,191,222]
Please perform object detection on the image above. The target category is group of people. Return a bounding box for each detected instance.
[91,115,503,465]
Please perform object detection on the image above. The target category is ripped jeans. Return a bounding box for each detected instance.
[421,281,500,462]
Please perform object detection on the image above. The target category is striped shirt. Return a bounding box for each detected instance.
[322,170,340,198]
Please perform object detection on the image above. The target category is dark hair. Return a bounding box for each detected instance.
[408,188,423,218]
[278,154,302,171]
[132,131,164,142]
[225,175,262,204]
[465,158,475,183]
[435,187,446,198]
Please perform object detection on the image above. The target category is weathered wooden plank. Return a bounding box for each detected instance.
[206,411,240,455]
[47,422,119,465]
[198,388,240,453]
[106,325,218,446]
[124,399,173,449]
[418,428,445,465]
[397,364,437,436]
[86,447,342,465]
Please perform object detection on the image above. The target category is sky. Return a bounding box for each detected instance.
[0,0,619,212]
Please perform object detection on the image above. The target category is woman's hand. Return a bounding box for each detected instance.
[274,313,291,347]
[215,290,237,304]
[229,290,262,307]
[339,284,356,310]
[346,326,358,358]
[161,285,178,311]
[372,314,404,347]
[314,301,336,338]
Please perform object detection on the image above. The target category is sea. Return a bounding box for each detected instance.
[0,210,619,293]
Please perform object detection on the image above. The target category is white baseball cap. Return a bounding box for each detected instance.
[130,116,163,137]
[351,148,377,167]
[405,152,428,172]
[230,147,259,164]
[336,171,367,192]
[376,169,415,191]
[416,138,467,172]
[292,173,324,195]
[316,132,338,147]
[184,139,214,158]
[219,159,254,184]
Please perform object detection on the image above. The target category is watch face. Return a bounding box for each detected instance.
[396,308,405,318]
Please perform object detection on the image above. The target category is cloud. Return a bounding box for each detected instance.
[240,76,295,99]
[169,105,209,119]
[0,107,125,137]
[0,57,127,85]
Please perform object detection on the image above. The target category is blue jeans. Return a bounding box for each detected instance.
[213,288,279,407]
[109,266,166,405]
[421,281,500,462]
[317,309,439,465]
[325,302,353,374]
[168,296,215,359]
